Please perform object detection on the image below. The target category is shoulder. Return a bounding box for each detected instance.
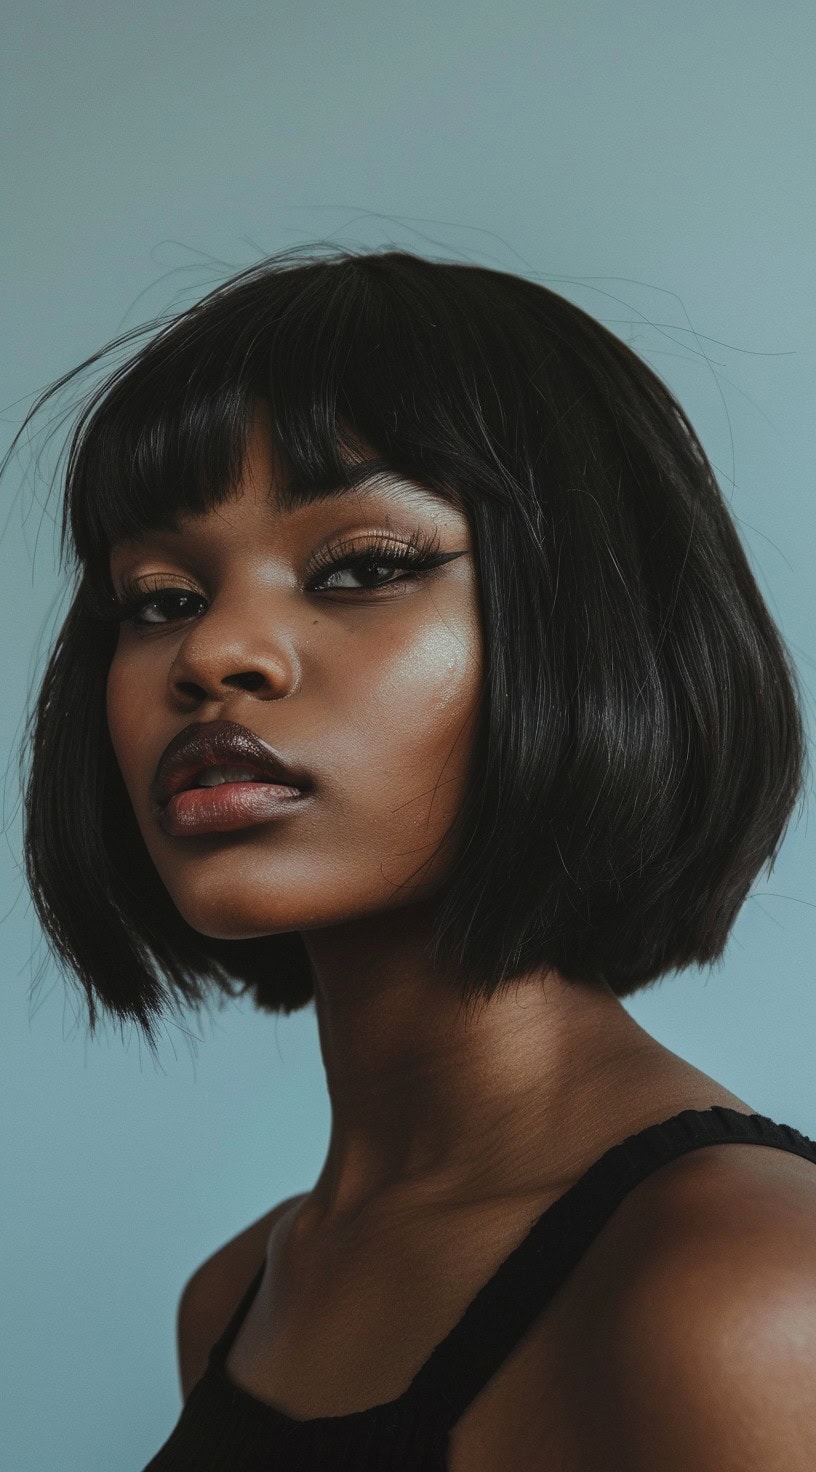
[176,1192,306,1402]
[568,1139,816,1470]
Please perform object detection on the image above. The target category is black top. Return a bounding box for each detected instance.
[140,1106,816,1470]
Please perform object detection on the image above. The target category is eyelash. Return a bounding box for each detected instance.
[90,529,454,629]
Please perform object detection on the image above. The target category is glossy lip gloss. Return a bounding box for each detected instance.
[156,781,310,836]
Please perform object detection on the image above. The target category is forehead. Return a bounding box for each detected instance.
[239,403,462,518]
[108,461,465,555]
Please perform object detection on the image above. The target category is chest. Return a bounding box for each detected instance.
[223,1200,597,1471]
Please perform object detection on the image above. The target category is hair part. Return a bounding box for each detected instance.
[4,244,810,1057]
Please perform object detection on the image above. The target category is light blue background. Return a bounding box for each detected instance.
[2,3,815,1468]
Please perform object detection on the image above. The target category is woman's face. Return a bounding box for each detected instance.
[105,405,484,941]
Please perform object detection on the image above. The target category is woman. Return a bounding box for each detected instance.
[11,248,816,1469]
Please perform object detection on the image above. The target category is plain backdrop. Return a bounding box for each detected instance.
[2,2,815,1468]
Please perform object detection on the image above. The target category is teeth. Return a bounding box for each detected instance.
[194,765,265,788]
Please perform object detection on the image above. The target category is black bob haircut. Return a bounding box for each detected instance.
[7,245,810,1057]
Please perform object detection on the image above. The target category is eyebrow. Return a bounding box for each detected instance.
[279,460,458,513]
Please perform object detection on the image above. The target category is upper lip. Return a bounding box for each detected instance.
[152,720,313,808]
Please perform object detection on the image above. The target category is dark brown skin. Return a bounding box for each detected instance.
[108,402,816,1467]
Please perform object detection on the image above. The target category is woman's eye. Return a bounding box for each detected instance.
[127,590,204,625]
[305,531,456,595]
[104,532,459,628]
[308,553,422,593]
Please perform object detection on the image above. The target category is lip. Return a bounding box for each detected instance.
[151,719,314,813]
[156,780,311,837]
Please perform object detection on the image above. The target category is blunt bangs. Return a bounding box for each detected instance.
[66,249,498,597]
[5,244,810,1058]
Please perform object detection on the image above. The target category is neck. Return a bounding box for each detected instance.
[299,904,656,1226]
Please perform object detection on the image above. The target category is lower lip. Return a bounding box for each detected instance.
[156,782,310,836]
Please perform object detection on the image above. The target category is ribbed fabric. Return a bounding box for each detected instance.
[141,1106,816,1470]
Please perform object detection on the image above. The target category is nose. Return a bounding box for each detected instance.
[166,604,300,707]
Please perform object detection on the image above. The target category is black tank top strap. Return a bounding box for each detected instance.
[403,1105,816,1433]
[206,1260,267,1369]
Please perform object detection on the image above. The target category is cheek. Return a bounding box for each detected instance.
[336,616,483,803]
[105,657,124,755]
[105,651,147,786]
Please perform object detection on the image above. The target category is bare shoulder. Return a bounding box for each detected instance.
[176,1191,307,1401]
[566,1139,816,1470]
